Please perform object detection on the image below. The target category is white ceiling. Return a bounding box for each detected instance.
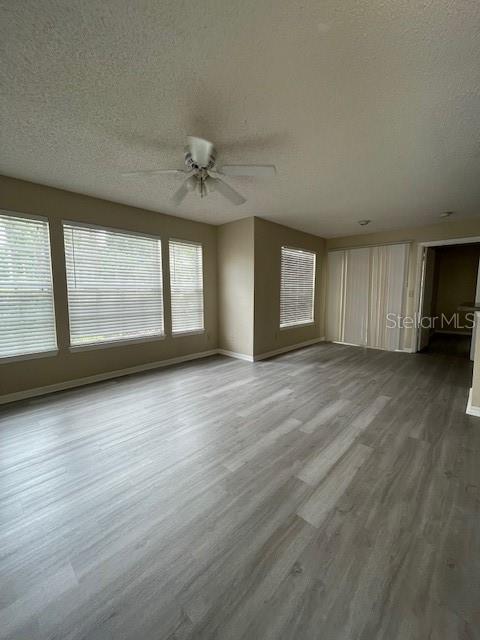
[1,1,480,238]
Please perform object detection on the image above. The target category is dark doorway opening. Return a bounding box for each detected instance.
[418,242,480,359]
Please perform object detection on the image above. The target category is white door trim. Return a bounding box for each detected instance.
[413,236,480,353]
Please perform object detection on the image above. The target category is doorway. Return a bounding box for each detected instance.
[417,241,480,358]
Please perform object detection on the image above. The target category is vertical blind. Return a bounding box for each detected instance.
[326,243,408,351]
[0,212,57,358]
[169,240,204,334]
[343,247,370,345]
[368,244,408,350]
[64,223,164,346]
[280,246,316,328]
[325,249,345,342]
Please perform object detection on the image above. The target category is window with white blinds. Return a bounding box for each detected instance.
[169,239,204,334]
[0,212,57,359]
[280,246,316,328]
[63,223,164,347]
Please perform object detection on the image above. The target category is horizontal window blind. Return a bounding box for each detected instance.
[169,240,204,334]
[280,246,316,328]
[63,223,164,346]
[0,212,57,358]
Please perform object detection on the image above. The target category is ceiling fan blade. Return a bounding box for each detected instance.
[207,169,224,179]
[172,176,197,205]
[219,165,276,177]
[212,178,246,206]
[187,136,214,167]
[122,169,186,177]
[172,183,189,206]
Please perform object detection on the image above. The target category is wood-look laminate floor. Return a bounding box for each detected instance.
[1,343,479,640]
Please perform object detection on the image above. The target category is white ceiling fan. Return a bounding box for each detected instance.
[122,136,276,206]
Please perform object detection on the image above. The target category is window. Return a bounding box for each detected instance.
[280,246,316,328]
[63,223,164,347]
[0,212,57,359]
[169,239,204,334]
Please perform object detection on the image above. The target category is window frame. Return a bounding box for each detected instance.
[0,209,58,362]
[62,219,166,349]
[279,244,317,330]
[169,237,205,337]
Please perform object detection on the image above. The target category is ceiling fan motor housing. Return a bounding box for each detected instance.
[184,149,216,172]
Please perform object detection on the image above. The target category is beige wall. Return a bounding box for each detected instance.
[432,244,480,333]
[216,216,326,358]
[254,218,326,357]
[6,171,478,400]
[0,176,328,396]
[327,218,480,350]
[326,218,480,250]
[217,217,255,357]
[0,175,217,396]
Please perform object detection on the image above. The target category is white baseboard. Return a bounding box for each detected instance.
[254,337,325,361]
[217,349,254,362]
[0,349,218,405]
[333,340,416,354]
[0,338,329,405]
[466,388,480,417]
[332,340,361,348]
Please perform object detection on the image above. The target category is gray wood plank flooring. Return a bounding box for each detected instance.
[0,342,479,639]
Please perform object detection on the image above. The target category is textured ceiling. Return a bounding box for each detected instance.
[1,1,480,237]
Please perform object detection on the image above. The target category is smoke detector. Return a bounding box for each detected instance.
[358,219,371,226]
[440,211,454,218]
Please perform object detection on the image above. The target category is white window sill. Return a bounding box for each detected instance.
[280,321,316,331]
[172,329,205,338]
[69,334,165,352]
[0,349,59,364]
